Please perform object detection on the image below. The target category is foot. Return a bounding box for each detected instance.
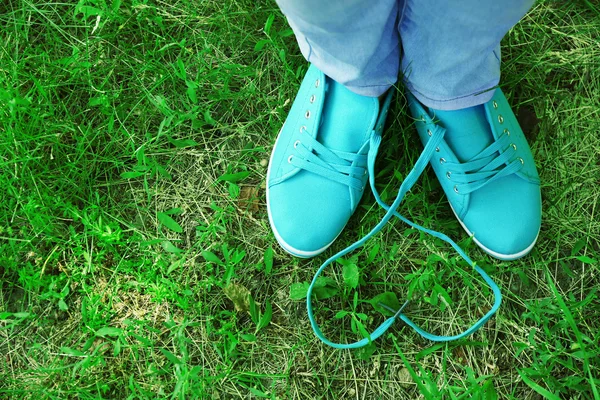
[267,65,393,258]
[407,89,541,260]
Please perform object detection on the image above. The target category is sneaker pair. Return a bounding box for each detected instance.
[267,64,541,261]
[266,64,541,348]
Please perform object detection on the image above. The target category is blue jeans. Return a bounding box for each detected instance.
[276,0,535,110]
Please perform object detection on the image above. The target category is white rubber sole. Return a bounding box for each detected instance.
[449,203,539,261]
[266,124,343,259]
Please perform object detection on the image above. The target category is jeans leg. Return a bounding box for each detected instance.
[399,0,535,110]
[276,0,400,97]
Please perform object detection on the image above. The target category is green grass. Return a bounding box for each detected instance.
[0,0,599,398]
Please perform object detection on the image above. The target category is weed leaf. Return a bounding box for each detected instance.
[342,263,359,289]
[61,347,85,357]
[264,14,275,35]
[254,39,270,52]
[217,171,250,183]
[96,327,123,338]
[160,348,182,365]
[202,250,222,265]
[249,294,259,324]
[157,212,183,233]
[369,292,401,317]
[576,255,597,264]
[289,282,309,300]
[161,241,183,253]
[258,299,272,331]
[264,246,273,275]
[120,171,145,179]
[168,137,198,148]
[518,369,560,400]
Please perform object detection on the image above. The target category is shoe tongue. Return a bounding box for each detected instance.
[318,78,378,153]
[430,105,493,162]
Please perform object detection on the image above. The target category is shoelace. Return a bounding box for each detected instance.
[446,130,524,195]
[289,127,368,192]
[306,124,503,349]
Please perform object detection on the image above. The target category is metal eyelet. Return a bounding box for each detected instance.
[435,147,440,152]
[300,125,306,133]
[363,170,367,176]
[287,155,293,163]
[492,100,498,109]
[518,157,524,165]
[359,186,364,192]
[315,79,320,88]
[498,115,504,124]
[504,128,510,136]
[511,143,517,150]
[440,158,446,164]
[420,115,426,122]
[293,140,300,149]
[305,110,311,119]
[310,95,316,103]
[454,185,459,194]
[446,171,452,179]
[427,129,432,137]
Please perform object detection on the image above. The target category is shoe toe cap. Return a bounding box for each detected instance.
[268,174,354,257]
[462,176,541,260]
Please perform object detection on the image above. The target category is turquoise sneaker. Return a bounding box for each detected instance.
[407,89,542,260]
[266,64,394,258]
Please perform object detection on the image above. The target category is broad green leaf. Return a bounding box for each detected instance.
[157,212,183,233]
[312,277,339,300]
[96,327,123,337]
[61,347,85,357]
[483,379,498,400]
[203,110,216,126]
[113,339,121,356]
[176,58,186,80]
[241,334,256,342]
[264,246,274,275]
[254,39,270,52]
[369,292,401,317]
[264,14,275,35]
[249,295,259,324]
[217,171,250,183]
[576,255,597,264]
[355,317,371,342]
[313,285,339,300]
[75,5,103,19]
[355,342,377,360]
[120,171,145,179]
[186,86,197,104]
[258,300,272,331]
[161,241,183,253]
[58,299,68,311]
[289,282,309,300]
[202,250,222,265]
[167,257,185,274]
[342,263,359,289]
[228,182,240,199]
[160,348,182,365]
[366,243,380,264]
[168,137,198,148]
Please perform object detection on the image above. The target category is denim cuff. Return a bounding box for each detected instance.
[405,80,498,111]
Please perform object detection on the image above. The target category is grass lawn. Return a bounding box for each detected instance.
[1,0,599,398]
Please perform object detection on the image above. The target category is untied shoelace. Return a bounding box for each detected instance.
[305,123,512,349]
